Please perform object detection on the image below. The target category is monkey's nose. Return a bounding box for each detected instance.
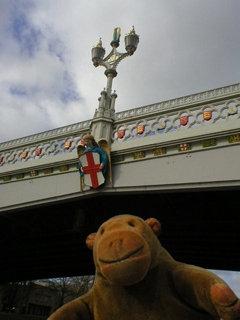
[110,239,123,257]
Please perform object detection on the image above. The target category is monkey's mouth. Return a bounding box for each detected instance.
[99,246,144,264]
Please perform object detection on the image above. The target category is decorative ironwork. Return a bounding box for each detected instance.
[154,148,166,156]
[228,134,240,143]
[178,144,191,152]
[202,139,216,148]
[0,84,239,171]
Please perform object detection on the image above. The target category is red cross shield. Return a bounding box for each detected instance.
[80,152,105,188]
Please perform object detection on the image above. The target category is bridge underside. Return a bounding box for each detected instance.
[0,189,239,283]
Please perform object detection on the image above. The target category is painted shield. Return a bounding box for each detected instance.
[65,141,71,149]
[157,121,166,130]
[228,105,238,115]
[203,111,212,121]
[22,151,28,159]
[35,148,42,156]
[179,143,190,151]
[30,170,38,177]
[180,116,188,126]
[137,125,145,134]
[117,129,125,139]
[80,152,105,189]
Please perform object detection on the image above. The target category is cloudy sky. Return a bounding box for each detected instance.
[1,0,239,296]
[1,0,240,142]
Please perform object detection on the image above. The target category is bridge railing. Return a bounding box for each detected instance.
[0,120,91,167]
[113,83,240,143]
[0,83,240,171]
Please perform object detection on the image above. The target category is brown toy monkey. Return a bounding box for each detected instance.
[48,215,240,320]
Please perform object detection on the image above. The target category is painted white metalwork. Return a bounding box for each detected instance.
[112,98,240,142]
[0,83,240,168]
[114,83,240,121]
[0,121,91,166]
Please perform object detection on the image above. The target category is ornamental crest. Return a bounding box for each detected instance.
[228,134,240,143]
[59,165,69,172]
[16,174,24,180]
[178,143,191,152]
[8,154,15,162]
[35,148,42,156]
[117,130,125,139]
[79,152,105,189]
[30,170,38,177]
[65,142,71,149]
[133,151,145,159]
[137,125,145,134]
[22,151,28,159]
[228,105,238,115]
[157,121,166,130]
[202,139,216,148]
[49,145,56,153]
[203,111,212,121]
[180,116,188,126]
[154,148,166,156]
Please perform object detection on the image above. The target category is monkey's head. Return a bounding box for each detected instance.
[86,215,162,286]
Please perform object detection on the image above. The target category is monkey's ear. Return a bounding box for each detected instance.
[86,233,96,250]
[145,218,161,237]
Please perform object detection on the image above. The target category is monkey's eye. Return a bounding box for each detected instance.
[100,229,105,235]
[128,222,135,227]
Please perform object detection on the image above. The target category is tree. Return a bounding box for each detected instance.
[71,276,95,298]
[0,281,33,314]
[44,276,94,308]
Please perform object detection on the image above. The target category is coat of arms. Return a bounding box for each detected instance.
[228,105,238,115]
[35,148,42,156]
[180,116,188,126]
[79,152,105,189]
[178,143,191,152]
[117,130,125,139]
[137,125,145,134]
[22,151,28,159]
[65,142,71,149]
[203,111,212,121]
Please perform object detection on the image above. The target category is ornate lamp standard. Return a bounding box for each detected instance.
[90,27,139,142]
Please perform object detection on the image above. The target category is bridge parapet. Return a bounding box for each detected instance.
[0,120,91,167]
[113,83,240,143]
[0,83,240,189]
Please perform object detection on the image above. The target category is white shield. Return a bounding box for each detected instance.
[80,152,105,188]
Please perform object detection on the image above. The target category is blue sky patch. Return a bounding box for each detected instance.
[10,85,27,96]
[48,38,65,63]
[60,71,80,103]
[11,3,42,57]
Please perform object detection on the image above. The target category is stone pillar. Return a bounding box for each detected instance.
[90,70,117,143]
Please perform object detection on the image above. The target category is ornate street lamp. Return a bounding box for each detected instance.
[91,27,139,115]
